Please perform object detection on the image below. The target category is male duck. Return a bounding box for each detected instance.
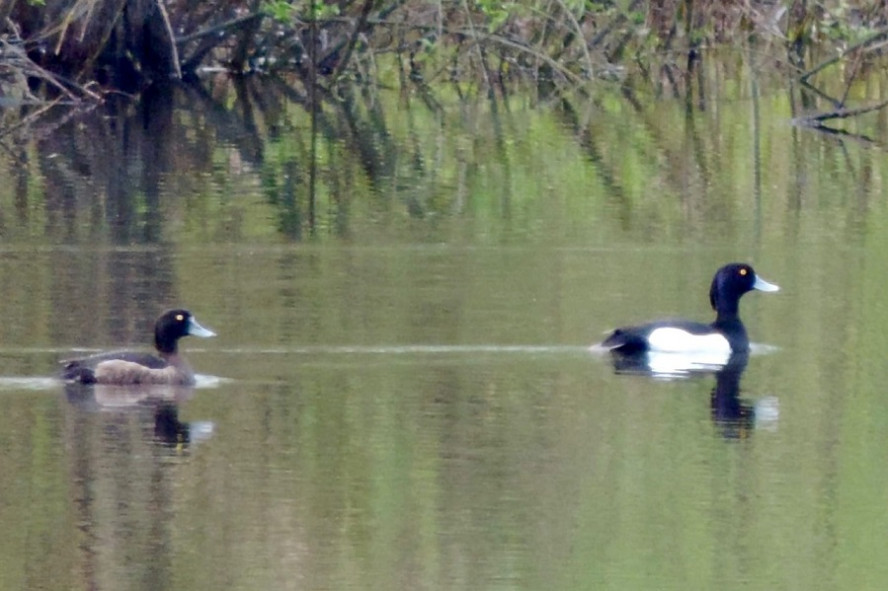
[62,309,216,386]
[601,263,778,355]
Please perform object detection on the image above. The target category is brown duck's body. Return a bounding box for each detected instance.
[91,354,196,386]
[62,310,215,386]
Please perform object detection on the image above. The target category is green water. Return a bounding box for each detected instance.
[2,70,888,590]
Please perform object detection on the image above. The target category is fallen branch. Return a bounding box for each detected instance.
[793,97,888,124]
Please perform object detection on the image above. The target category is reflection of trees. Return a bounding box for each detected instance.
[18,76,468,246]
[550,44,888,248]
[5,60,883,258]
[29,90,178,346]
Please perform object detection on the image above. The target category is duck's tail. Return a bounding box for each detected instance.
[600,329,648,354]
[60,361,97,384]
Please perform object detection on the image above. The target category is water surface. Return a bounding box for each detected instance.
[1,70,888,590]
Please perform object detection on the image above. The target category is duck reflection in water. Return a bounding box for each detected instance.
[609,350,779,438]
[65,383,215,449]
[152,402,214,449]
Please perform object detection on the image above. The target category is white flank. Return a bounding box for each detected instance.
[647,327,731,354]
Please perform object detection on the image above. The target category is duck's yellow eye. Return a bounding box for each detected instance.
[176,314,184,322]
[739,268,747,276]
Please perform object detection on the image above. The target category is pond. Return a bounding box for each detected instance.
[2,66,888,590]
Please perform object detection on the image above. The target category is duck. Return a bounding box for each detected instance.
[61,309,216,386]
[600,263,779,355]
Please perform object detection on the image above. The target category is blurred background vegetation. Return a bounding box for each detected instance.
[1,0,887,99]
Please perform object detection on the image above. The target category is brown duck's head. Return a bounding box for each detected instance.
[155,309,216,354]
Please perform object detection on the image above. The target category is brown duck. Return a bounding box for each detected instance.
[62,309,216,385]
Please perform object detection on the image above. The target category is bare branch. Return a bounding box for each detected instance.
[329,0,376,84]
[800,27,888,83]
[157,0,182,78]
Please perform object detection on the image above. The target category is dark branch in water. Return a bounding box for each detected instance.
[792,121,881,148]
[793,98,888,124]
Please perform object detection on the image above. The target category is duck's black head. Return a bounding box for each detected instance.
[709,263,779,318]
[155,309,216,354]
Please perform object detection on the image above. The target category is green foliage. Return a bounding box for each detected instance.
[263,0,339,23]
[628,6,645,26]
[471,0,518,32]
[263,0,297,22]
[308,1,340,20]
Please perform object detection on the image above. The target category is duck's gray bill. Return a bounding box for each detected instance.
[188,316,217,338]
[753,276,780,292]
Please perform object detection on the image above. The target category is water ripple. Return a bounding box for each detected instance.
[208,345,591,355]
